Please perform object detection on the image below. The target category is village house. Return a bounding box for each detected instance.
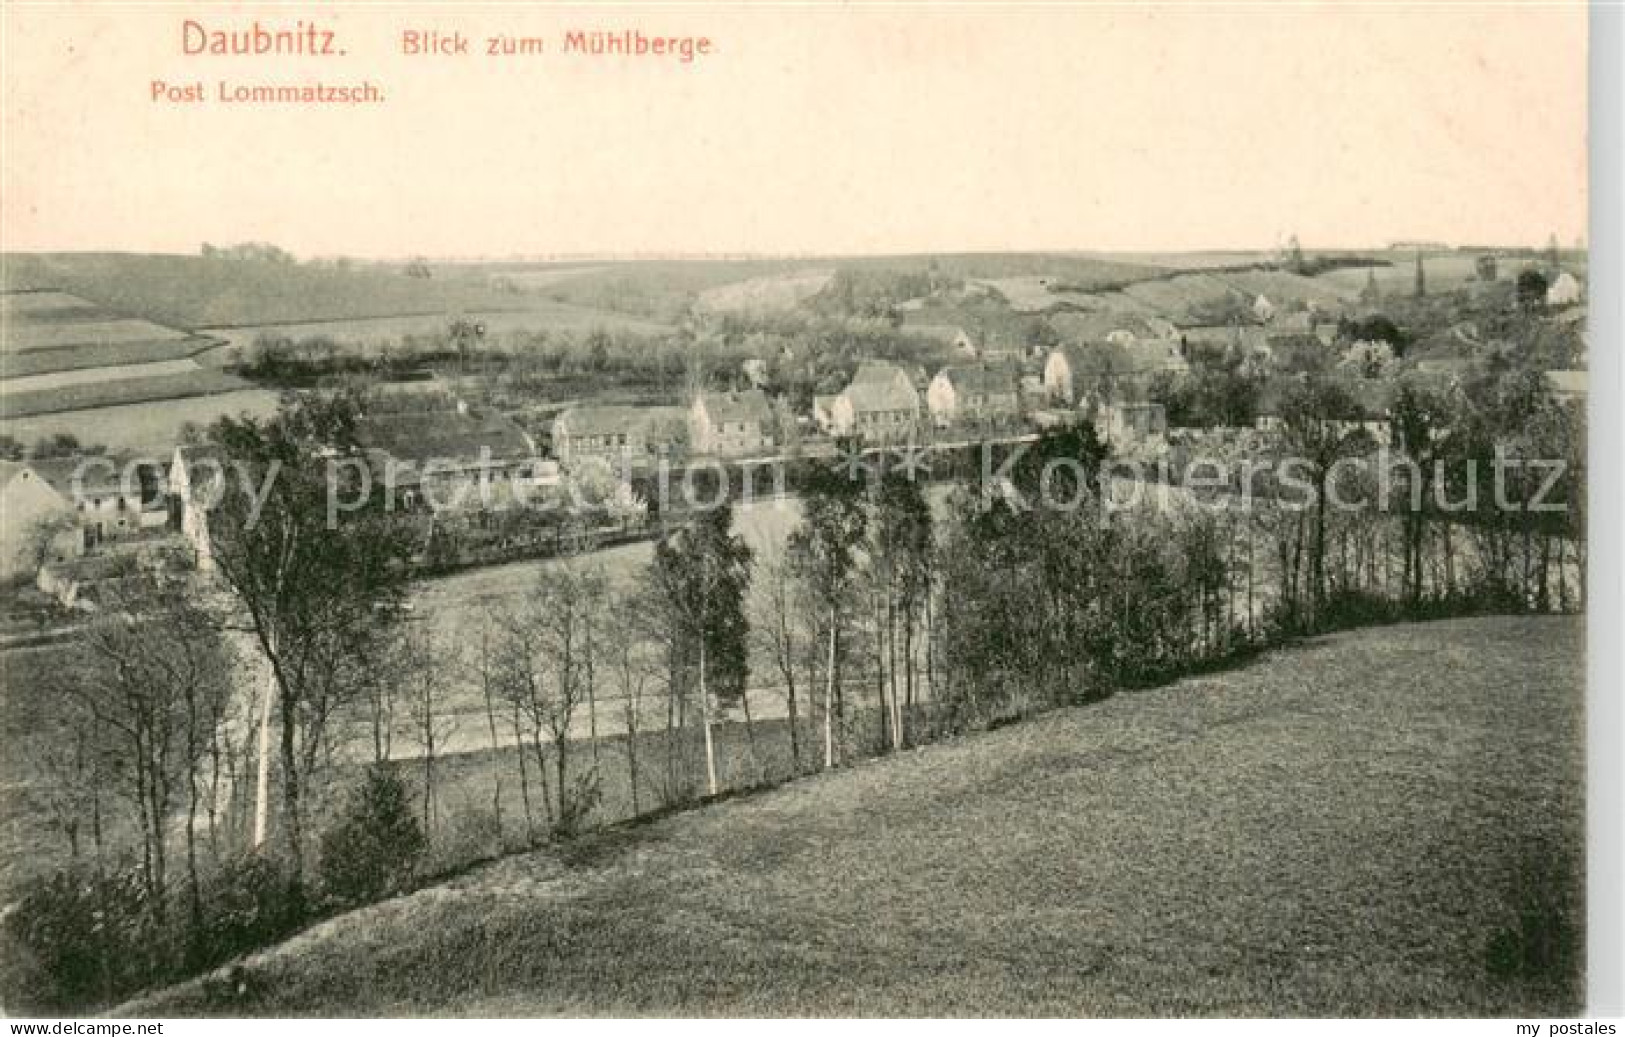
[552,405,646,467]
[925,366,1020,429]
[0,460,80,582]
[28,455,169,551]
[1093,401,1169,444]
[690,389,775,457]
[1043,341,1189,406]
[1545,369,1588,404]
[552,404,689,468]
[907,322,978,357]
[818,361,922,442]
[357,402,541,511]
[168,444,223,571]
[1546,269,1583,307]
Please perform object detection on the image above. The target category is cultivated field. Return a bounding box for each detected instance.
[133,615,1584,1017]
[695,269,834,313]
[197,305,671,359]
[0,290,218,379]
[1318,252,1490,297]
[0,368,253,418]
[0,255,532,329]
[0,389,282,456]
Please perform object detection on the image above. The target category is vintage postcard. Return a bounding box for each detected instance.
[0,0,1605,1021]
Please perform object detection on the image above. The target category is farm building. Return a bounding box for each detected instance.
[1093,401,1168,444]
[907,323,978,357]
[168,444,223,571]
[690,389,774,458]
[925,366,1020,429]
[1050,312,1176,349]
[357,405,545,512]
[818,362,922,442]
[0,460,80,582]
[1545,369,1588,403]
[1043,341,1189,406]
[1546,270,1583,307]
[29,455,169,548]
[553,405,688,467]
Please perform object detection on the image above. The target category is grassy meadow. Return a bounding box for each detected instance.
[128,615,1584,1017]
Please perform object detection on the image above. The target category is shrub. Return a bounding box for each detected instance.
[196,853,303,967]
[1,866,162,1012]
[316,765,427,907]
[553,768,603,839]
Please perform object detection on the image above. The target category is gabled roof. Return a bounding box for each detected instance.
[842,378,918,414]
[696,389,772,427]
[359,408,533,463]
[935,366,1018,395]
[642,406,690,443]
[553,405,650,439]
[1051,341,1186,378]
[851,360,911,387]
[906,323,974,344]
[28,455,141,497]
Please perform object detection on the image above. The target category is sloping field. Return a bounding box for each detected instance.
[0,290,217,379]
[0,291,102,320]
[197,305,672,357]
[0,368,253,418]
[696,269,834,313]
[0,357,205,394]
[1,316,194,353]
[135,616,1583,1017]
[0,337,216,380]
[1318,252,1499,297]
[1,254,533,329]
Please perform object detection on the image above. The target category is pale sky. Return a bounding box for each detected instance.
[0,2,1589,258]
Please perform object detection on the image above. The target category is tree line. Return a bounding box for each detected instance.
[0,363,1584,1011]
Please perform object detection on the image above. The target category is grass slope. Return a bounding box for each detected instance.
[134,616,1583,1017]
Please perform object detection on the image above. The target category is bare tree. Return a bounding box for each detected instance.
[752,545,808,772]
[400,624,457,837]
[67,573,232,948]
[605,590,659,816]
[204,391,414,899]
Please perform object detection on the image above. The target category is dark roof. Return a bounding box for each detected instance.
[28,455,145,497]
[697,389,772,427]
[554,405,688,443]
[936,366,1018,395]
[359,408,533,463]
[1053,341,1187,378]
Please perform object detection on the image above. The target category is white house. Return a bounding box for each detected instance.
[0,461,79,582]
[690,389,775,457]
[1044,342,1189,405]
[1546,270,1583,307]
[925,366,1020,429]
[822,362,921,442]
[169,444,225,571]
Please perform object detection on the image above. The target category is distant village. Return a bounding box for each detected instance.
[0,245,1589,614]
